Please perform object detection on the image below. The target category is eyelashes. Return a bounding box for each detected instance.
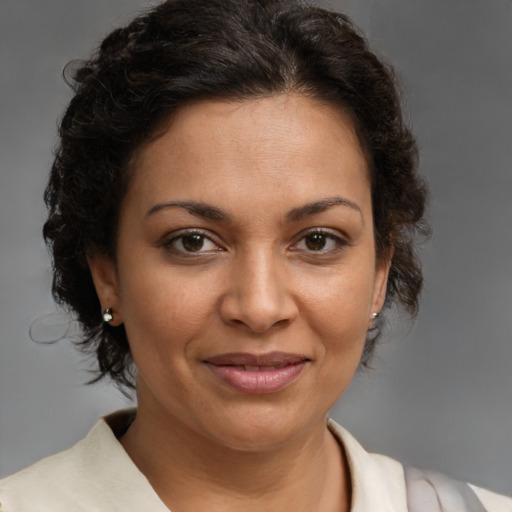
[292,229,347,253]
[161,229,224,255]
[160,228,348,258]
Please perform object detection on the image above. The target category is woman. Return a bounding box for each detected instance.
[0,0,510,510]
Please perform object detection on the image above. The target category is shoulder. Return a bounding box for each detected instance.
[470,485,512,512]
[328,419,512,512]
[404,466,512,512]
[0,432,97,511]
[0,409,166,512]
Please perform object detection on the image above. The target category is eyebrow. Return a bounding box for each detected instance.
[286,196,364,224]
[146,200,233,222]
[146,196,363,224]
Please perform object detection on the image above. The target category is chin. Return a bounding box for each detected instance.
[198,402,325,453]
[211,425,301,453]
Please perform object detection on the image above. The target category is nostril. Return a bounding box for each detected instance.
[217,268,299,333]
[225,316,291,334]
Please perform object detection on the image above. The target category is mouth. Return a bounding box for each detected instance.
[203,352,310,394]
[239,365,287,371]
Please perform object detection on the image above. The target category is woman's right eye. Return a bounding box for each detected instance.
[163,231,222,255]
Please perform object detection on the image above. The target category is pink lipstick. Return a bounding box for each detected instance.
[204,352,309,394]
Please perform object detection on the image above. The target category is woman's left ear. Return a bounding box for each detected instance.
[371,254,392,317]
[87,252,124,326]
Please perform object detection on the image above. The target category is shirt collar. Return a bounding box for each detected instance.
[87,410,408,512]
[328,418,408,512]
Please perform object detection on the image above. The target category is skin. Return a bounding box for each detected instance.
[89,93,390,512]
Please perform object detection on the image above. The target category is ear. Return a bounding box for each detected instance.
[371,250,393,318]
[87,252,124,326]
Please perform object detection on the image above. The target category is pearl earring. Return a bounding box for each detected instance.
[102,308,113,323]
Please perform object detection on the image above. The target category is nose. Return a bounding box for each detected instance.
[219,250,298,333]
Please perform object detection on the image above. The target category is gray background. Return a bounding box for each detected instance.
[1,0,511,496]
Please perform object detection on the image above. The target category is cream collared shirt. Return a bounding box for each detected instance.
[0,410,510,511]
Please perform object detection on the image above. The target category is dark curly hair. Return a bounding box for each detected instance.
[43,0,429,390]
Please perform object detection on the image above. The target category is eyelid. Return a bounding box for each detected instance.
[160,228,224,254]
[158,227,348,255]
[290,227,349,252]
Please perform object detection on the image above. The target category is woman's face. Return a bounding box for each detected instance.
[90,94,390,450]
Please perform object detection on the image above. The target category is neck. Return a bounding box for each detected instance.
[120,401,351,512]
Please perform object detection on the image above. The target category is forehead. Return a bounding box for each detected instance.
[126,94,371,217]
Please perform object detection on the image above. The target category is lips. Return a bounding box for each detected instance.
[204,352,309,394]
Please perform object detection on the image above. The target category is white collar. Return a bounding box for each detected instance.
[81,410,408,511]
[328,418,408,512]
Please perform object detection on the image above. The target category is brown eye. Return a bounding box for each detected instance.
[181,234,205,252]
[164,231,220,255]
[294,230,345,253]
[305,233,328,251]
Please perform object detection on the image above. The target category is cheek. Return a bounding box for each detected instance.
[297,264,375,370]
[299,265,375,330]
[118,261,223,356]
